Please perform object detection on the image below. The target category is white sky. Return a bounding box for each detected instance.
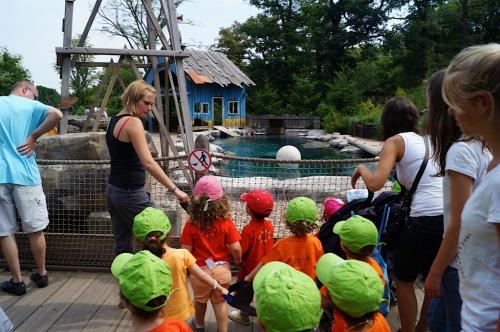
[0,0,259,91]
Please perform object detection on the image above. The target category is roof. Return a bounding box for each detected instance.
[145,50,255,88]
[183,50,255,87]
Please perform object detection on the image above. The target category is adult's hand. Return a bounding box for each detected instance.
[174,188,189,202]
[351,165,362,188]
[424,271,442,298]
[17,135,37,157]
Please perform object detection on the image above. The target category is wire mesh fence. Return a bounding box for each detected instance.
[6,154,392,269]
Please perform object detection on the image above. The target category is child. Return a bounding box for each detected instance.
[132,207,228,323]
[111,250,193,331]
[316,253,391,331]
[180,175,242,332]
[323,197,344,221]
[332,215,385,284]
[245,196,324,281]
[253,261,322,332]
[229,189,275,325]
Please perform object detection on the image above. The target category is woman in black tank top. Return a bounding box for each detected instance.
[106,80,188,255]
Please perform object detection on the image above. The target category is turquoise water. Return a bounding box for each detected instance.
[212,135,371,178]
[212,135,369,160]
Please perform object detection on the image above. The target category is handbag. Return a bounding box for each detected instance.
[381,136,429,251]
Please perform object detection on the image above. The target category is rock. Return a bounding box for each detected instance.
[340,145,361,153]
[67,125,80,133]
[36,132,110,160]
[210,130,221,137]
[319,134,334,142]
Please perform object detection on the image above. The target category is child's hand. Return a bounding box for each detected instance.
[216,284,228,296]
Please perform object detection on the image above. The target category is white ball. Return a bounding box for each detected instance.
[276,145,301,169]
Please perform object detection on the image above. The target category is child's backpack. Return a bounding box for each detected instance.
[317,191,403,258]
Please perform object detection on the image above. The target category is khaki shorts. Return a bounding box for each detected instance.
[190,263,231,304]
[0,184,49,236]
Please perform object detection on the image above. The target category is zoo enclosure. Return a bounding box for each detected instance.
[5,154,391,270]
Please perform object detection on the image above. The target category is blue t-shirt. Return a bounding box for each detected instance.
[0,94,49,185]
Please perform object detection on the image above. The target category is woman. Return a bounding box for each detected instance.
[106,80,188,255]
[441,44,500,332]
[424,69,491,332]
[351,96,443,332]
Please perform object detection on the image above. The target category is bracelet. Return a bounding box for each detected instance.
[212,279,218,290]
[168,186,177,193]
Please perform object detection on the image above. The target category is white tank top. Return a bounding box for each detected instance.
[396,132,443,217]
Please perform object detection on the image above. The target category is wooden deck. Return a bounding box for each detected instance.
[0,269,424,331]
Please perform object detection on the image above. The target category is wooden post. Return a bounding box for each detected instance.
[60,0,75,134]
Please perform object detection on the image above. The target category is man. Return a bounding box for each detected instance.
[0,81,63,295]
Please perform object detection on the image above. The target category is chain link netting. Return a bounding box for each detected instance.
[7,154,391,269]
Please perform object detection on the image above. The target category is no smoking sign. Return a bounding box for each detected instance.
[188,148,212,173]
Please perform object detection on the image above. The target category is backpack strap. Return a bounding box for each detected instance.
[401,136,430,210]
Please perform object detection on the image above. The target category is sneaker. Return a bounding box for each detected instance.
[30,271,49,288]
[229,310,251,325]
[188,317,205,332]
[1,279,26,296]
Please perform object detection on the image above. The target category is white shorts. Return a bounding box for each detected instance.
[0,184,49,236]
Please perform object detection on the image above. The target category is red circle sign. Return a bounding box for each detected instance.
[188,148,212,173]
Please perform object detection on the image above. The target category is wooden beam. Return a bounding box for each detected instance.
[141,0,172,51]
[56,47,189,57]
[71,0,102,67]
[75,61,151,68]
[60,0,75,134]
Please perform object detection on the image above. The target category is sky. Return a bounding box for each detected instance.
[0,0,259,91]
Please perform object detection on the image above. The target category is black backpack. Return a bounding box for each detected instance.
[317,190,404,258]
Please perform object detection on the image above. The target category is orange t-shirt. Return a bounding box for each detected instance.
[363,257,386,286]
[161,247,196,321]
[238,219,274,280]
[147,318,193,332]
[332,310,390,332]
[180,218,241,267]
[261,234,323,280]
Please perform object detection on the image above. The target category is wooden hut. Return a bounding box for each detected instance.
[145,50,255,129]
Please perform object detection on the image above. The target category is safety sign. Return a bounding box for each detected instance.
[188,148,212,173]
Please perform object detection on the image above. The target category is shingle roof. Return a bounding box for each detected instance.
[183,50,255,87]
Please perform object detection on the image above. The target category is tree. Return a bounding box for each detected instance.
[37,86,61,107]
[0,48,31,95]
[98,0,186,59]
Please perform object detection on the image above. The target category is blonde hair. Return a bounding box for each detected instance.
[442,43,500,116]
[121,80,156,117]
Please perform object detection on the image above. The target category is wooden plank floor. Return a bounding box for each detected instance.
[0,270,424,331]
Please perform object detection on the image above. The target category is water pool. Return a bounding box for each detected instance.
[211,135,372,178]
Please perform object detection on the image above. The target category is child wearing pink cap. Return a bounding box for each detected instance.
[229,189,275,325]
[180,175,242,332]
[323,197,345,221]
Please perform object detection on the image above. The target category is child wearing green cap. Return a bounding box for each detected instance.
[111,250,193,331]
[316,253,391,332]
[245,196,323,281]
[333,215,385,285]
[253,261,322,332]
[133,207,228,324]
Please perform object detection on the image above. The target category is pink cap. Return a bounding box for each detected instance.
[323,197,344,220]
[193,176,224,200]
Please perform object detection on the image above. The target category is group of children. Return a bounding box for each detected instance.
[112,175,392,331]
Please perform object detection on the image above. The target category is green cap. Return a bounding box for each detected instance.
[333,215,378,253]
[111,250,173,312]
[133,207,171,241]
[253,261,322,332]
[285,196,318,224]
[316,255,384,318]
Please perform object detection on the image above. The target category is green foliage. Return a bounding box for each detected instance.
[37,86,60,107]
[0,48,31,95]
[247,82,282,115]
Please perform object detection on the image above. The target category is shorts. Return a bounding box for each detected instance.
[394,215,443,282]
[190,263,231,304]
[0,184,49,236]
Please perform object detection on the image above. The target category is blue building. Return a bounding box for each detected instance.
[145,50,254,128]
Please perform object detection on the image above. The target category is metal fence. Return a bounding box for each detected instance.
[7,154,391,269]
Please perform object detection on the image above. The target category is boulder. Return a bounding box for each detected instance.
[36,132,110,160]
